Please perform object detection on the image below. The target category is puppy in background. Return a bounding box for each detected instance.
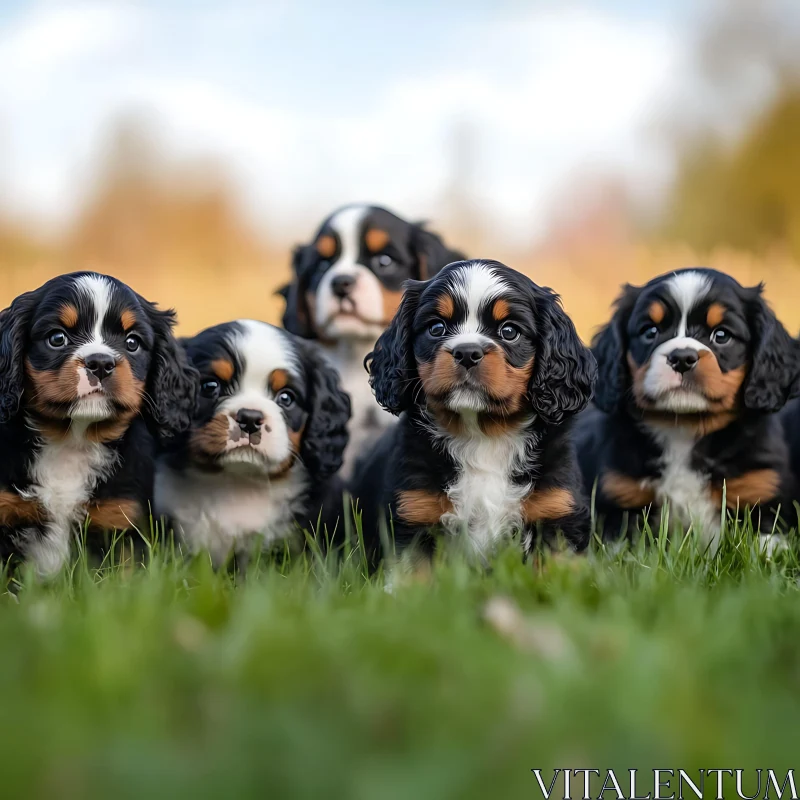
[355,259,596,574]
[0,272,196,576]
[281,204,464,475]
[579,268,800,547]
[155,320,350,566]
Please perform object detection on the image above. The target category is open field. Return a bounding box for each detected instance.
[3,518,800,800]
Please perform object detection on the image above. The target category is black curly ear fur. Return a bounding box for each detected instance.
[743,285,800,412]
[590,285,640,413]
[410,223,465,280]
[141,300,199,442]
[0,289,41,423]
[298,341,351,480]
[280,245,316,339]
[529,286,597,425]
[365,280,425,415]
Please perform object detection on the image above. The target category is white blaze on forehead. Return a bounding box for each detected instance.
[326,204,370,269]
[451,262,508,337]
[72,273,117,361]
[666,271,711,338]
[227,319,300,398]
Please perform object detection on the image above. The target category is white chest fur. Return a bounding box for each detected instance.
[437,414,530,557]
[155,463,308,566]
[23,428,117,576]
[648,425,720,546]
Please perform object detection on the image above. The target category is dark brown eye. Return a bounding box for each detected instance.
[47,331,68,348]
[429,321,446,338]
[641,325,658,341]
[276,389,295,408]
[125,335,141,353]
[200,379,220,399]
[711,328,731,345]
[499,322,520,342]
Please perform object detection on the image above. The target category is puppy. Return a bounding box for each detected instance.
[579,268,800,546]
[0,271,196,576]
[355,259,596,572]
[155,320,351,566]
[281,204,464,475]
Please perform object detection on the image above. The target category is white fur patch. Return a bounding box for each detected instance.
[72,274,117,361]
[451,262,507,336]
[642,335,713,412]
[666,271,711,337]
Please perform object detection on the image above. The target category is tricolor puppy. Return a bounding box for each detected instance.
[155,320,350,566]
[0,272,196,576]
[355,259,596,571]
[578,268,800,546]
[281,204,465,475]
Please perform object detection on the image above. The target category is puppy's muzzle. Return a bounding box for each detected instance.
[452,343,484,371]
[84,353,116,383]
[666,347,699,375]
[234,408,268,437]
[331,274,356,299]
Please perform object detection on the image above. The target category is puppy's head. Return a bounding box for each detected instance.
[367,260,596,426]
[282,204,464,343]
[0,272,196,440]
[593,268,800,416]
[183,321,350,480]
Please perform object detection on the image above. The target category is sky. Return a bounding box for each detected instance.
[0,0,729,244]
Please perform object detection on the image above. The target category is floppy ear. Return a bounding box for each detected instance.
[142,302,199,442]
[366,280,424,415]
[529,287,597,426]
[743,287,800,412]
[280,245,316,339]
[299,342,351,480]
[410,223,465,280]
[0,290,39,423]
[590,285,639,413]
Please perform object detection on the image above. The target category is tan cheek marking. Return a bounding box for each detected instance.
[436,293,455,319]
[288,421,306,454]
[396,489,453,526]
[59,304,79,328]
[693,352,745,410]
[418,352,462,397]
[627,352,650,406]
[87,498,142,530]
[316,235,336,258]
[211,359,234,382]
[711,469,781,509]
[25,358,80,409]
[492,298,510,321]
[109,359,145,412]
[601,471,656,509]
[0,491,44,526]
[479,351,533,412]
[381,287,403,323]
[706,303,726,329]
[269,369,289,393]
[365,228,390,253]
[86,411,138,443]
[648,301,665,324]
[522,488,576,523]
[120,310,137,331]
[189,415,231,461]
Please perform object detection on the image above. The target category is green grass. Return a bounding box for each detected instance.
[3,518,800,800]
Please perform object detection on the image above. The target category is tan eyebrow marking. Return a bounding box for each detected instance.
[269,369,289,392]
[648,301,665,324]
[492,298,510,321]
[120,310,137,331]
[365,228,390,253]
[706,302,726,328]
[316,235,336,258]
[59,304,78,328]
[211,359,234,382]
[436,294,455,319]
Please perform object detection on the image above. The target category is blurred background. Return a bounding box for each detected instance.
[1,0,799,339]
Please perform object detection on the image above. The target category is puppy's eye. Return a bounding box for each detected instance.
[125,335,141,353]
[711,328,732,345]
[276,389,296,408]
[47,330,68,348]
[429,321,446,338]
[641,326,659,341]
[499,322,520,342]
[372,254,395,270]
[200,379,220,399]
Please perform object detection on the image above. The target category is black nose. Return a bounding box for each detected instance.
[452,344,484,370]
[666,348,699,374]
[331,275,356,299]
[235,408,264,435]
[84,353,116,379]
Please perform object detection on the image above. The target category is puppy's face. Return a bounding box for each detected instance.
[285,204,464,343]
[624,271,751,413]
[413,263,537,416]
[184,321,312,477]
[24,274,155,423]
